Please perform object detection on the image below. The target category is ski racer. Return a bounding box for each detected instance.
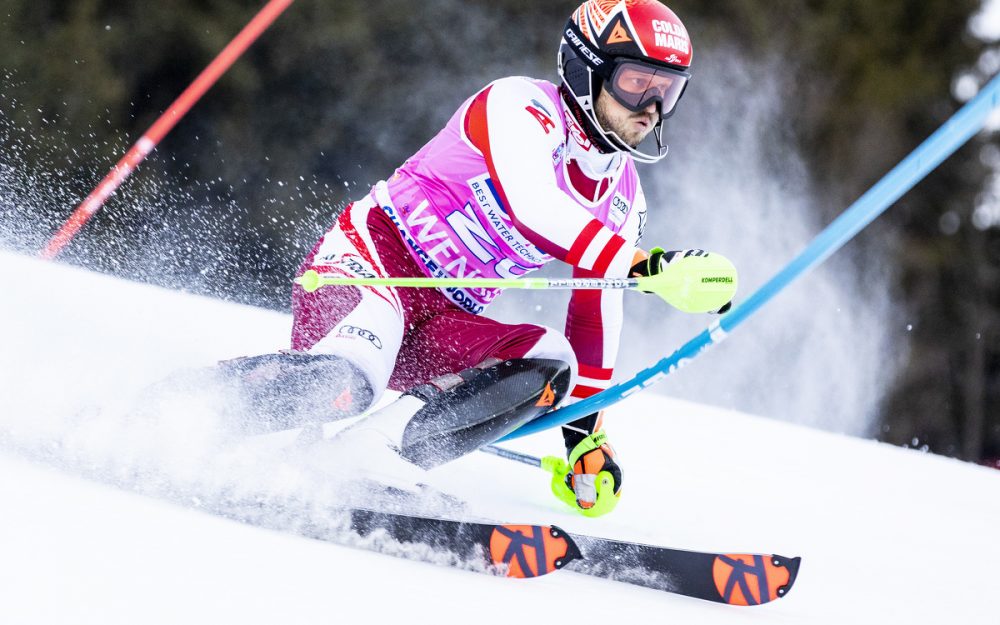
[232,0,728,518]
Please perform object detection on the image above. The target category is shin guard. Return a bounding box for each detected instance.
[217,351,374,432]
[398,358,571,469]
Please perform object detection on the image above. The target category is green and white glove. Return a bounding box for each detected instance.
[543,430,623,518]
[631,247,733,314]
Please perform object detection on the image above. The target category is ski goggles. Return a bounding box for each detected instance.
[604,60,690,118]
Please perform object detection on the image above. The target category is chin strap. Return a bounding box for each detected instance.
[559,84,668,163]
[559,84,618,154]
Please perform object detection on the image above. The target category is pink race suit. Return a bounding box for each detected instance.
[292,77,648,409]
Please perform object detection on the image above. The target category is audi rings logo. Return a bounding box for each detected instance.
[338,325,383,349]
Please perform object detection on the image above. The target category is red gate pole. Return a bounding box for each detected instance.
[40,0,295,260]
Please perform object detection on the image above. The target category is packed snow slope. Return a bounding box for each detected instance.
[1,249,998,625]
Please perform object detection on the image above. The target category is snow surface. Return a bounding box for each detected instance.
[1,249,999,624]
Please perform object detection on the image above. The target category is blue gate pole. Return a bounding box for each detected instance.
[499,73,1000,442]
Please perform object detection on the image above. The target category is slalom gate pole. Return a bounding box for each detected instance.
[39,0,295,260]
[496,72,1000,443]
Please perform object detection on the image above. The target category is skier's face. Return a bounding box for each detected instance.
[595,88,658,149]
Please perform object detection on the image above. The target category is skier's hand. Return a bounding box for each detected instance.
[631,247,733,314]
[543,430,622,517]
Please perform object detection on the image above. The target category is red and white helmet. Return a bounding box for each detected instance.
[558,0,693,163]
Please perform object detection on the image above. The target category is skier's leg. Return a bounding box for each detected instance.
[291,196,409,408]
[341,312,579,469]
[220,197,406,430]
[388,312,579,393]
[294,201,410,373]
[215,351,375,432]
[343,356,571,469]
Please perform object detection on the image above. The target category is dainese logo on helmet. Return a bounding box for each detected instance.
[565,28,604,66]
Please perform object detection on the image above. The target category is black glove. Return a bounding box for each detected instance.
[629,247,708,277]
[630,247,732,314]
[561,411,603,453]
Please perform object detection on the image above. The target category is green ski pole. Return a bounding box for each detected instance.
[294,252,737,314]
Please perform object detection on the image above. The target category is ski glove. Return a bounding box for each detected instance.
[630,247,733,314]
[543,430,623,518]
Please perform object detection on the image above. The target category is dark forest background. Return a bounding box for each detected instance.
[1,0,999,464]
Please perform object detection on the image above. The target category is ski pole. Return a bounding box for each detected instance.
[479,444,542,467]
[39,0,296,260]
[294,251,737,314]
[480,444,569,482]
[498,70,1000,441]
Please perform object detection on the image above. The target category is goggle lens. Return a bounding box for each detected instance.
[608,61,689,117]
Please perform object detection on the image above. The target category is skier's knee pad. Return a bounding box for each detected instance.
[399,358,572,469]
[520,326,579,392]
[218,351,375,432]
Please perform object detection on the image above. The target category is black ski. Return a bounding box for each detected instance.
[135,472,801,603]
[345,509,798,605]
[347,508,581,578]
[565,533,801,606]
